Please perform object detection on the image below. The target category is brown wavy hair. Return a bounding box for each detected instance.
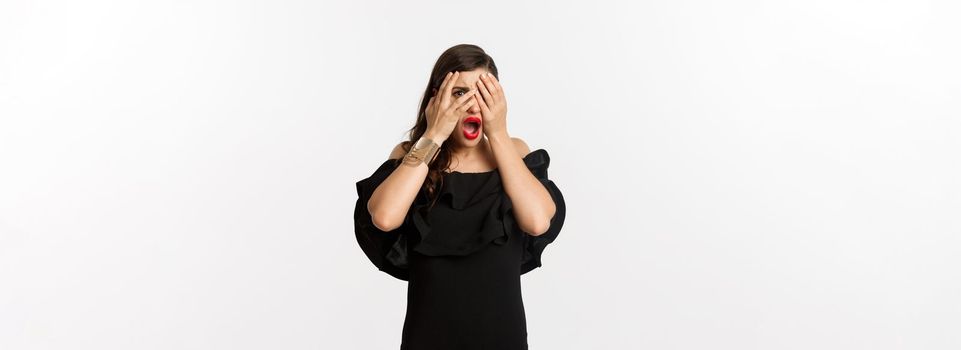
[394,44,499,211]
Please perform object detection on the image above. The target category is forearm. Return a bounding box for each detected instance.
[367,136,444,231]
[489,133,556,236]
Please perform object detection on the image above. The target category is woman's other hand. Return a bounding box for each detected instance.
[474,72,508,138]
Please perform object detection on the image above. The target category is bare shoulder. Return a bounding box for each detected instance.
[388,141,410,160]
[510,137,532,158]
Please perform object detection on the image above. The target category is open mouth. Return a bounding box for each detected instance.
[462,116,481,140]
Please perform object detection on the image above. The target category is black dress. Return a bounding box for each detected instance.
[353,148,567,350]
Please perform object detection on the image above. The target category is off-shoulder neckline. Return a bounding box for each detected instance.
[443,148,546,175]
[445,169,496,175]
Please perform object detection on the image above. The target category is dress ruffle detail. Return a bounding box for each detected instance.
[353,148,566,280]
[409,164,511,257]
[506,149,567,275]
[354,158,411,281]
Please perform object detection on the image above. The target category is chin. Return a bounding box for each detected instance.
[450,130,481,146]
[457,135,483,147]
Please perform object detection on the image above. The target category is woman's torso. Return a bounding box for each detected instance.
[400,170,529,350]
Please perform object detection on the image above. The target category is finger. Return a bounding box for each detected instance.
[454,91,476,112]
[478,73,497,103]
[439,71,453,93]
[436,72,453,101]
[487,73,502,96]
[426,96,435,111]
[432,72,450,105]
[475,79,493,105]
[454,89,476,105]
[458,95,477,111]
[473,90,491,114]
[442,71,460,104]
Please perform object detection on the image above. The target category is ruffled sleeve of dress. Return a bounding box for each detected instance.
[353,158,411,281]
[510,149,568,275]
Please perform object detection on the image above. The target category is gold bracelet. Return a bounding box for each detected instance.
[403,136,440,166]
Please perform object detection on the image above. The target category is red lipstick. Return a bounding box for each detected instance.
[463,116,481,140]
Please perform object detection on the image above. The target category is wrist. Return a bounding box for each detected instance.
[403,135,441,166]
[487,130,511,144]
[424,131,447,144]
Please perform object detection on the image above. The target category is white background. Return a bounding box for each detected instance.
[2,0,959,349]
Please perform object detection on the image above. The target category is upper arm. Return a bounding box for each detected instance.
[511,137,532,158]
[388,142,408,160]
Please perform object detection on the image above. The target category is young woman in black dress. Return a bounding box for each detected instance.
[353,44,566,350]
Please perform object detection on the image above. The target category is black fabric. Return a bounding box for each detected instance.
[353,148,566,349]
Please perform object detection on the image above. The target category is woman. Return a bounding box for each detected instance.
[353,44,567,350]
